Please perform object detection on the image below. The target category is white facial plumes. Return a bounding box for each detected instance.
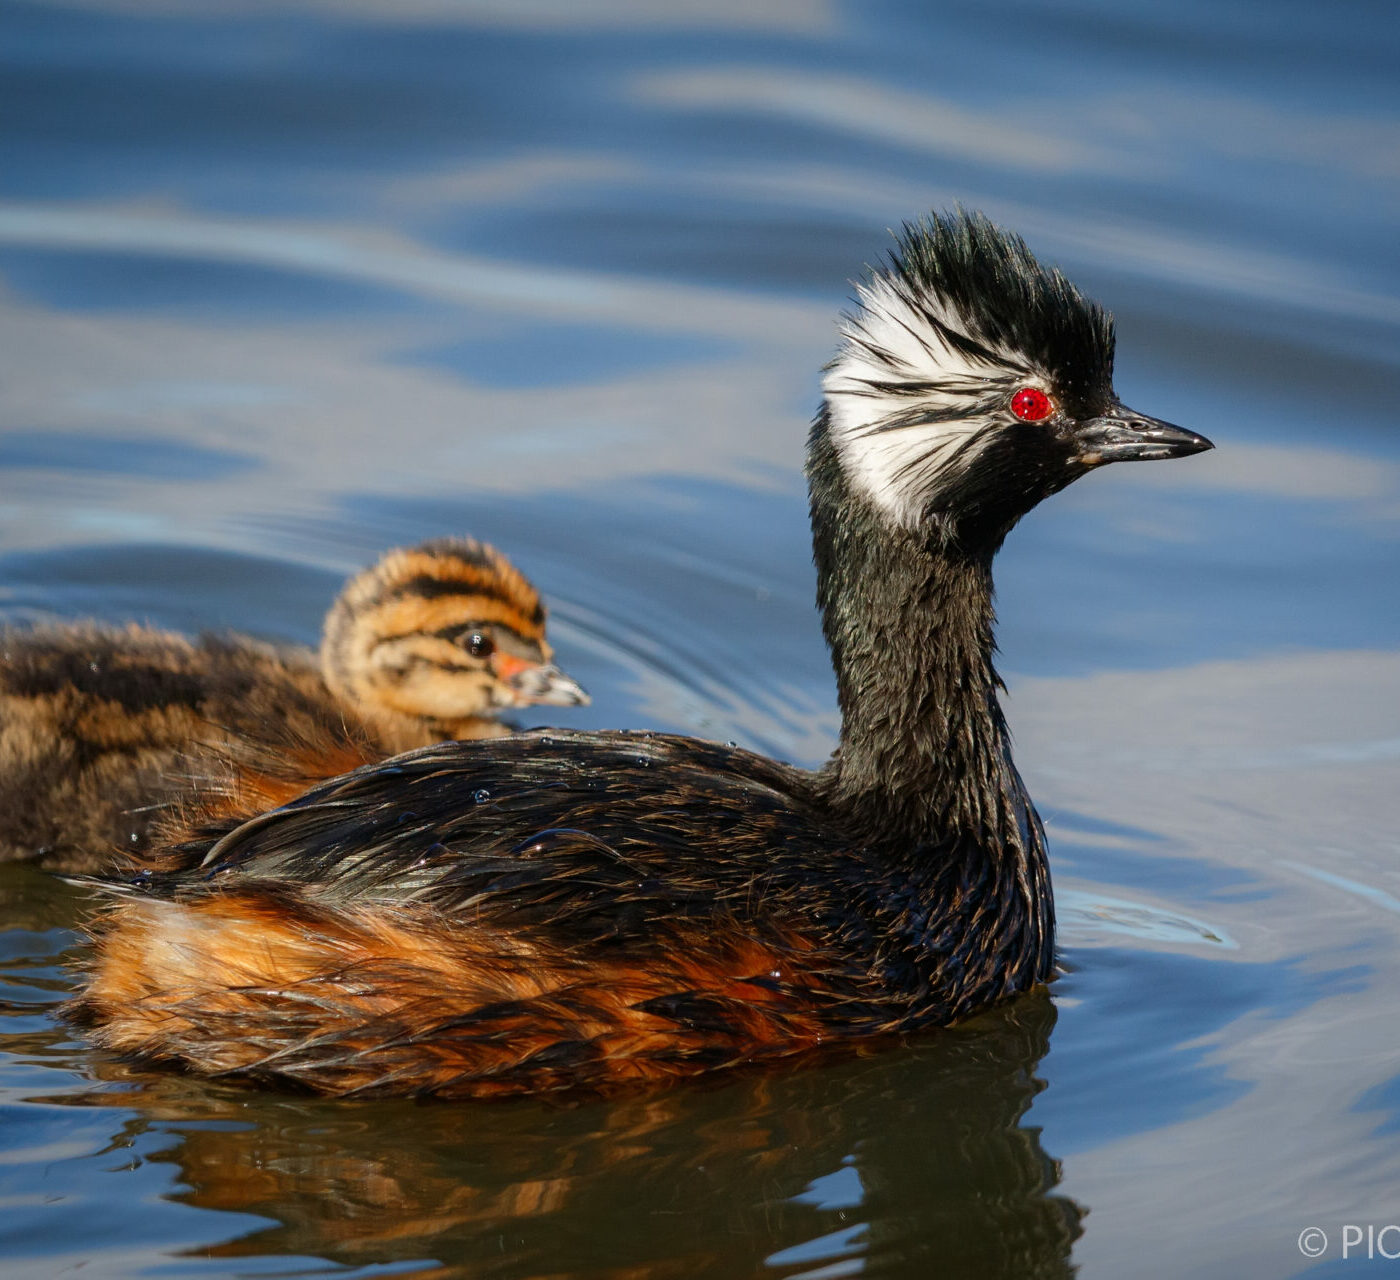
[823,272,1037,529]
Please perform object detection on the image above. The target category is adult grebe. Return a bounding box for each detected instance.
[66,212,1211,1097]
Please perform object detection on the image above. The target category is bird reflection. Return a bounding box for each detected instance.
[63,995,1081,1279]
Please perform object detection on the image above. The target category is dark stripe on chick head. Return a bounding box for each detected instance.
[377,538,546,630]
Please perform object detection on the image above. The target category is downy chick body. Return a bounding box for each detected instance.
[0,537,584,871]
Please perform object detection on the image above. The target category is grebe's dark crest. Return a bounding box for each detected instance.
[65,211,1211,1098]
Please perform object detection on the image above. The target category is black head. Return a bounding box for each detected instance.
[816,210,1211,548]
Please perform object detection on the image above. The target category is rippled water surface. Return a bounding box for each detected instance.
[2,2,1399,1277]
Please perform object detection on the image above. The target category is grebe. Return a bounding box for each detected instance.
[66,212,1211,1097]
[0,537,585,871]
[317,537,586,753]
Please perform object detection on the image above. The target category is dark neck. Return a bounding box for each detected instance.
[807,419,1028,851]
[805,413,1056,999]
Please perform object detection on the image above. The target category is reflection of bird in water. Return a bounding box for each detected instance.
[77,996,1079,1280]
[67,211,1212,1098]
[0,537,585,871]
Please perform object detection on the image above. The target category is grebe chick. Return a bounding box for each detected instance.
[0,537,585,871]
[68,212,1212,1098]
[318,537,587,755]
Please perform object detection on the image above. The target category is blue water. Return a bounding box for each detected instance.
[1,1,1398,1276]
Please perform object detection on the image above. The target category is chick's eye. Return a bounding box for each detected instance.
[465,632,494,658]
[1010,387,1054,422]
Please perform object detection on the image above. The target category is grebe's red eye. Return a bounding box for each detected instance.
[1010,387,1053,422]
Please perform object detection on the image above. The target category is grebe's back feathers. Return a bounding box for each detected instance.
[96,730,823,927]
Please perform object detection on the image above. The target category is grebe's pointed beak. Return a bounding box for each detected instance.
[509,662,590,708]
[1075,403,1214,466]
